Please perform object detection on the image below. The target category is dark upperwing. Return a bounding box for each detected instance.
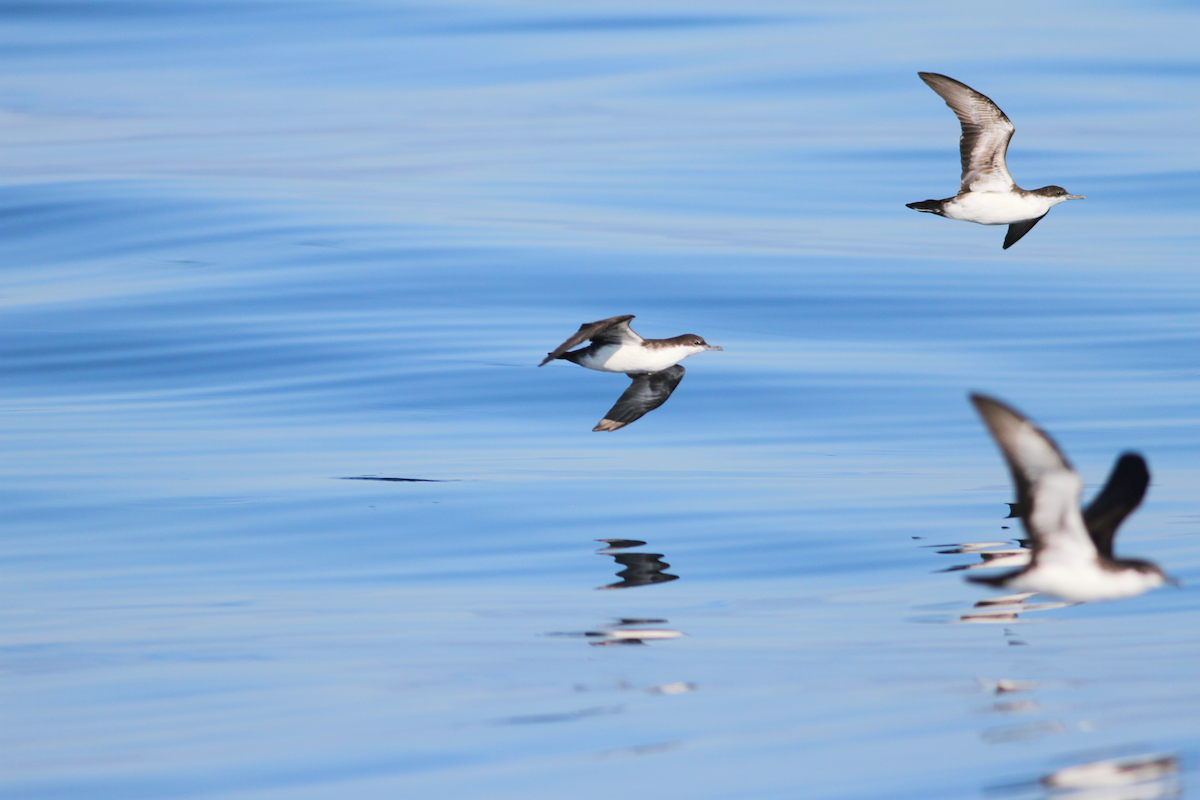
[593,365,685,432]
[1003,214,1047,249]
[1082,453,1150,559]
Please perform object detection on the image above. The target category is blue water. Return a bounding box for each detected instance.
[4,2,1200,798]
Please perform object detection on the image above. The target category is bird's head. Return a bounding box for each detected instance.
[1035,185,1085,204]
[677,335,722,353]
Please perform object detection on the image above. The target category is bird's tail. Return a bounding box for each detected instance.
[906,200,944,215]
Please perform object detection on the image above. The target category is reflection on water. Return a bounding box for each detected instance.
[960,591,1078,625]
[922,535,1080,624]
[983,719,1070,745]
[595,538,679,590]
[935,545,1031,574]
[1040,753,1180,800]
[647,681,698,695]
[546,541,686,645]
[981,679,1042,696]
[990,752,1181,800]
[586,619,685,647]
[340,476,453,483]
[597,740,684,760]
[992,698,1041,715]
[548,618,685,647]
[499,705,624,726]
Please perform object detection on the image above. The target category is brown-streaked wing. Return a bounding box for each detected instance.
[970,393,1096,564]
[919,72,1016,193]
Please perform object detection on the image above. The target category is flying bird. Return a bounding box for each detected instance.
[539,315,721,431]
[907,73,1083,249]
[967,393,1168,601]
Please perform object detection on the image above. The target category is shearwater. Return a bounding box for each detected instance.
[967,393,1170,602]
[539,315,721,431]
[907,72,1083,249]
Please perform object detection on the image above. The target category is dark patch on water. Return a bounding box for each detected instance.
[339,476,454,482]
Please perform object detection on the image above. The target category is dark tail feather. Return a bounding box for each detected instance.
[559,349,588,366]
[906,200,944,215]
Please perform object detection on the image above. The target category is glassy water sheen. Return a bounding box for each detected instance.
[4,2,1200,798]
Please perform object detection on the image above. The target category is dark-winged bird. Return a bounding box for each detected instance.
[539,315,721,431]
[967,393,1168,601]
[907,73,1083,249]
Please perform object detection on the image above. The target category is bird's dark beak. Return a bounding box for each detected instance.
[1067,194,1085,200]
[705,345,723,351]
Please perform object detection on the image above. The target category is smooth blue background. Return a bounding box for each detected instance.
[3,2,1199,798]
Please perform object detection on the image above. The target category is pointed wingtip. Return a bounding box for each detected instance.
[593,419,628,432]
[969,393,1043,435]
[969,392,1002,413]
[969,392,1038,442]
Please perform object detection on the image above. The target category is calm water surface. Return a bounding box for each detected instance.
[4,2,1200,798]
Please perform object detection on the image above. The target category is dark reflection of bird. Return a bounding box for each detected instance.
[596,549,679,591]
[907,73,1083,249]
[595,539,679,590]
[967,393,1169,601]
[539,315,721,431]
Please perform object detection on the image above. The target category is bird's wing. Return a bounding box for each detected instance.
[593,365,685,431]
[1002,214,1047,250]
[970,393,1097,565]
[919,73,1016,193]
[539,315,640,366]
[1083,453,1149,559]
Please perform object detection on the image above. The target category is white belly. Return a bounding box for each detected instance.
[579,344,689,373]
[943,191,1052,225]
[1004,561,1163,602]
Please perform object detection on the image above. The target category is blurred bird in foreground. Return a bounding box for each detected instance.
[967,393,1169,601]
